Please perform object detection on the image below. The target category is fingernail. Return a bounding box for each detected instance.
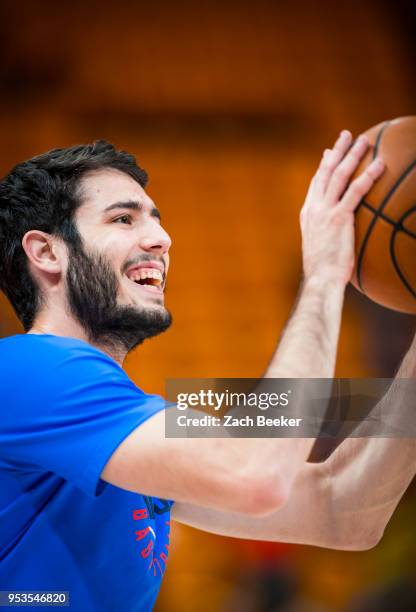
[373,158,384,170]
[356,135,368,146]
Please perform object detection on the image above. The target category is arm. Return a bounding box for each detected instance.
[317,333,416,544]
[172,336,416,550]
[101,132,384,517]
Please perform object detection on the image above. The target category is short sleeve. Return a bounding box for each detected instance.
[0,336,167,498]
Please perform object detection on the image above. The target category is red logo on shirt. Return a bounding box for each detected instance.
[132,498,171,577]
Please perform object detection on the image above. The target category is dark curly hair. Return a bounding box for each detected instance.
[0,140,148,331]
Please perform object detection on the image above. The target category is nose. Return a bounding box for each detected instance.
[140,218,172,255]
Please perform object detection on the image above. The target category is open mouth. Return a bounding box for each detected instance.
[125,268,164,294]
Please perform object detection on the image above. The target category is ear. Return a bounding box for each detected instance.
[21,230,63,275]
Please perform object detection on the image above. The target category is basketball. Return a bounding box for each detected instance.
[351,116,416,314]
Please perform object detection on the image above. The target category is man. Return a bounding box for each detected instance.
[0,134,414,611]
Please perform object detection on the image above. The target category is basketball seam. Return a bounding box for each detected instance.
[356,121,389,291]
[356,149,416,292]
[360,200,416,239]
[373,121,390,160]
[390,204,416,298]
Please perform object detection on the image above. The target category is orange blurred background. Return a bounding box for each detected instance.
[0,0,415,610]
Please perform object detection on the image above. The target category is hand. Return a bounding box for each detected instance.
[300,130,385,287]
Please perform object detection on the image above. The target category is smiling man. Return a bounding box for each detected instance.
[0,139,415,611]
[26,163,172,362]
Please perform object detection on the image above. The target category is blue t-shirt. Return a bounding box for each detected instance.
[0,334,172,611]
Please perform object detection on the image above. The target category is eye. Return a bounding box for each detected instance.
[113,214,132,225]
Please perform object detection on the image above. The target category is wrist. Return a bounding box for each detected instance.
[302,274,346,295]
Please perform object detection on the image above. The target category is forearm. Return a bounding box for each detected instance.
[264,276,345,379]
[173,432,413,551]
[172,463,331,546]
[322,334,416,539]
[252,276,346,478]
[173,460,371,550]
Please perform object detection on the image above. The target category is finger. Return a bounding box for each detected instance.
[314,131,352,194]
[339,158,385,212]
[313,130,353,195]
[325,135,370,204]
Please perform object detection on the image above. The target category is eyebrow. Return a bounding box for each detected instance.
[102,200,161,221]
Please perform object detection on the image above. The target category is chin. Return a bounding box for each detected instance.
[122,292,164,308]
[134,299,166,311]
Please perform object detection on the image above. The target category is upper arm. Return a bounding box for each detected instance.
[100,410,286,516]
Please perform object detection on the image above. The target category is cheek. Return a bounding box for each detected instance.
[97,239,126,271]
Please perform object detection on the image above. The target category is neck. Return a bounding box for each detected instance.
[27,314,127,367]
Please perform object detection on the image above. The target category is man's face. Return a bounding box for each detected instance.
[65,168,172,352]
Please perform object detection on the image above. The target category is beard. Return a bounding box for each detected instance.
[65,242,172,354]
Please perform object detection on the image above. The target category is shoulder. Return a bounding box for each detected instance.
[0,334,138,409]
[0,333,123,374]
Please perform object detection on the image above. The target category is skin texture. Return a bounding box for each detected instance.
[22,134,415,548]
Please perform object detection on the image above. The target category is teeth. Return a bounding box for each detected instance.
[127,268,163,285]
